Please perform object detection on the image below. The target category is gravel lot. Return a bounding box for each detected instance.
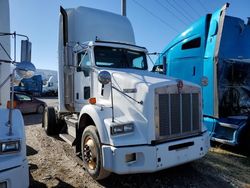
[24,98,250,188]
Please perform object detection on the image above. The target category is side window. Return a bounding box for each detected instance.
[182,37,201,50]
[15,94,32,101]
[77,51,91,77]
[132,56,144,69]
[78,51,91,68]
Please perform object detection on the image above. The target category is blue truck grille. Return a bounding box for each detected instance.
[157,93,201,140]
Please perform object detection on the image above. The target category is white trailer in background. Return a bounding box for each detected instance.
[0,1,34,187]
[43,6,210,180]
[42,75,58,96]
[35,69,58,95]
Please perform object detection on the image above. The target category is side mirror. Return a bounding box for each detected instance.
[76,66,82,72]
[152,56,167,75]
[98,71,111,85]
[162,56,167,75]
[152,65,164,74]
[21,40,32,62]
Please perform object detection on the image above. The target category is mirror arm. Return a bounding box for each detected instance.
[15,33,29,41]
[7,68,16,136]
[112,86,143,105]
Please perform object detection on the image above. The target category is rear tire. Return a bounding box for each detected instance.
[81,125,110,180]
[42,106,57,135]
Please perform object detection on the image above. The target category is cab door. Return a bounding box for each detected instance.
[203,3,229,117]
[166,16,208,86]
[74,50,92,111]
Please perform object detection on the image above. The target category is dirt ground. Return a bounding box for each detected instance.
[24,98,250,188]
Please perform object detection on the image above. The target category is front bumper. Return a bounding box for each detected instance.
[102,131,209,174]
[0,159,29,188]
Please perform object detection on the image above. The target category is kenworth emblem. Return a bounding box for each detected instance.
[177,79,183,93]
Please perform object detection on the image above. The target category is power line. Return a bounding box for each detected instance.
[156,0,188,26]
[166,0,194,23]
[131,0,179,32]
[183,0,202,17]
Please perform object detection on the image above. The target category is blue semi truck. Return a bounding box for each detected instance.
[154,3,250,149]
[14,74,43,96]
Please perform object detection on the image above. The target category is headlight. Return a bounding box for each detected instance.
[110,123,134,135]
[0,140,21,154]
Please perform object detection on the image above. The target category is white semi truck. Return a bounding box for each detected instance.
[0,0,34,187]
[43,6,210,180]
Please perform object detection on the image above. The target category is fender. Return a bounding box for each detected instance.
[78,104,111,144]
[0,109,27,169]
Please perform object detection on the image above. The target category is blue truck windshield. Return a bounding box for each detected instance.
[94,46,148,70]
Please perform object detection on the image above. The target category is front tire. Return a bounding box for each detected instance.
[239,131,250,153]
[81,125,110,180]
[42,106,57,135]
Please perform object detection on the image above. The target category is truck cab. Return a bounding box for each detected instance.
[43,6,210,180]
[155,3,250,149]
[0,1,33,187]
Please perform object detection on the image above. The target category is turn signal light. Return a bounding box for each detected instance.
[6,101,17,109]
[89,98,96,104]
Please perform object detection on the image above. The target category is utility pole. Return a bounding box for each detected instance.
[121,0,126,16]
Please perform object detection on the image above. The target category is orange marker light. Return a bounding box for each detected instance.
[89,98,96,104]
[7,100,17,109]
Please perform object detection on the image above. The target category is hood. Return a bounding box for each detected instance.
[107,68,199,90]
[97,68,200,119]
[95,69,202,146]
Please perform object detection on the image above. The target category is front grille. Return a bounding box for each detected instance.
[155,91,201,141]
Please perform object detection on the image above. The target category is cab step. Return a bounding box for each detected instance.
[64,115,78,138]
[64,115,78,128]
[59,133,76,146]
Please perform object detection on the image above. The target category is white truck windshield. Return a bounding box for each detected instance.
[94,46,148,70]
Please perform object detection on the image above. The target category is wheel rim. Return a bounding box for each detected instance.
[38,105,44,114]
[83,136,97,170]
